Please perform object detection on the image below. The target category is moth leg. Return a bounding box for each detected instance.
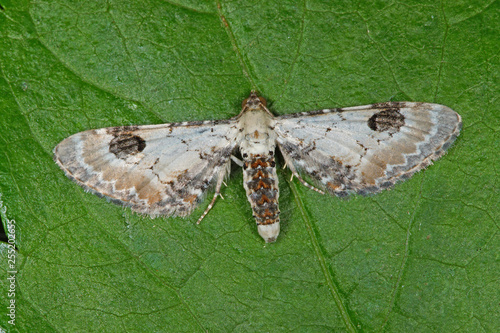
[230,155,243,167]
[279,146,325,195]
[196,162,230,224]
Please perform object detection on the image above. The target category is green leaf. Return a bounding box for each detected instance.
[1,0,498,332]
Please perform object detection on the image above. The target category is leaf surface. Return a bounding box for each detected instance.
[0,0,498,332]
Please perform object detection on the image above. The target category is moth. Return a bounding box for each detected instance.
[54,92,461,242]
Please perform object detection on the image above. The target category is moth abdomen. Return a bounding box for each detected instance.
[242,154,280,243]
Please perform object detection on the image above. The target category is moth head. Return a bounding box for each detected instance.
[242,91,267,110]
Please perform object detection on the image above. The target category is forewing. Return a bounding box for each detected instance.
[54,120,239,216]
[275,102,461,196]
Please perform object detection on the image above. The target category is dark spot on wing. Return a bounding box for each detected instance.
[368,109,405,134]
[109,134,146,159]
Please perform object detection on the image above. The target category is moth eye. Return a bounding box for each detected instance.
[258,96,267,107]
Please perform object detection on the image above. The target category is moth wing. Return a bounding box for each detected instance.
[274,102,461,196]
[54,120,239,216]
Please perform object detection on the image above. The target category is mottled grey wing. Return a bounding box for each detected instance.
[54,120,239,216]
[274,102,461,196]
